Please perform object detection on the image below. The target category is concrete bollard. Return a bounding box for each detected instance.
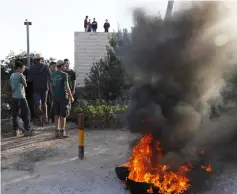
[78,113,84,159]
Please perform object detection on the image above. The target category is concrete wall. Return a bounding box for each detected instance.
[74,32,110,87]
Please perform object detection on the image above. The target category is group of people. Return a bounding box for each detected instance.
[10,54,76,138]
[84,16,110,32]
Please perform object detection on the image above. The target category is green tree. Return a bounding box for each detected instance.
[1,51,27,95]
[84,37,125,101]
[2,51,27,73]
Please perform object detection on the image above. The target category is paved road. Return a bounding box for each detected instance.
[1,123,237,194]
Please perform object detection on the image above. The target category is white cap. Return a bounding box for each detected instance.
[34,53,43,59]
[56,60,64,66]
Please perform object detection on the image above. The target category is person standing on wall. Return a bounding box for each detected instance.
[92,18,98,32]
[103,19,110,32]
[10,61,33,137]
[64,59,76,98]
[87,19,92,32]
[84,16,88,32]
[50,60,74,138]
[28,53,51,126]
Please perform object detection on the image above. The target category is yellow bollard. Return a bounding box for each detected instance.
[78,113,84,159]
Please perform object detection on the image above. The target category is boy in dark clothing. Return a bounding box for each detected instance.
[92,18,98,32]
[47,61,57,122]
[24,68,34,121]
[10,61,33,137]
[84,16,88,32]
[28,53,51,126]
[64,59,76,95]
[104,19,110,32]
[87,19,92,32]
[50,60,74,138]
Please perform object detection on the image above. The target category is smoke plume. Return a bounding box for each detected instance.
[121,1,237,165]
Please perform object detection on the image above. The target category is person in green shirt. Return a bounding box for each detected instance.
[50,60,74,138]
[64,59,76,95]
[10,61,33,137]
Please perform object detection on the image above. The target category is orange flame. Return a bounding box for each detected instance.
[124,134,211,194]
[201,163,212,172]
[147,186,153,193]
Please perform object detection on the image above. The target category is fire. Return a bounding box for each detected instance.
[202,163,212,172]
[124,134,211,194]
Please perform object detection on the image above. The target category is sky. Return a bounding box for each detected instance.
[0,0,169,65]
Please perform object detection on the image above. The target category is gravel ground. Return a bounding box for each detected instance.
[1,123,237,194]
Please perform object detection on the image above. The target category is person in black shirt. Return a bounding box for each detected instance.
[84,16,88,32]
[28,53,51,126]
[103,19,110,32]
[64,59,76,96]
[24,67,34,122]
[92,18,98,32]
[47,61,57,122]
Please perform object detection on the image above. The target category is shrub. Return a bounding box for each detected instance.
[69,102,128,128]
[84,46,125,102]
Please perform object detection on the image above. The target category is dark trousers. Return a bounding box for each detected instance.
[50,103,55,122]
[27,95,34,121]
[47,91,54,122]
[12,98,31,131]
[33,90,48,121]
[25,82,34,121]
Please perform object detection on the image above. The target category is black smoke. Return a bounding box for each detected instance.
[120,1,237,165]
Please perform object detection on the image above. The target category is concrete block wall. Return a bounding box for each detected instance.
[74,32,110,87]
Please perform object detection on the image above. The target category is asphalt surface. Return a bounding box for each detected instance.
[1,123,237,194]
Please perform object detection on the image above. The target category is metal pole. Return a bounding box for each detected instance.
[165,1,174,19]
[78,113,84,159]
[24,19,32,67]
[26,24,30,67]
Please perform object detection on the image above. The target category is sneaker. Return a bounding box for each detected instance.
[12,130,19,137]
[43,120,50,125]
[23,130,35,137]
[55,129,59,138]
[63,130,68,138]
[59,130,68,138]
[33,120,44,126]
[59,130,63,139]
